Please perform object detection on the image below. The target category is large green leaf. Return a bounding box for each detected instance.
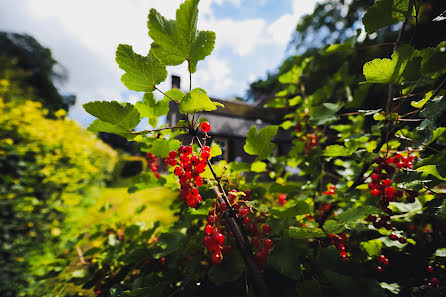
[270,200,311,218]
[178,88,222,114]
[363,44,416,84]
[83,101,140,139]
[147,0,215,73]
[116,44,167,92]
[87,119,135,140]
[309,102,343,126]
[416,165,446,181]
[268,235,302,280]
[244,125,279,160]
[135,93,169,127]
[337,206,383,223]
[288,226,325,239]
[362,0,416,34]
[323,139,360,157]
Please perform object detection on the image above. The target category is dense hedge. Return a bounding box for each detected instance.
[0,95,117,296]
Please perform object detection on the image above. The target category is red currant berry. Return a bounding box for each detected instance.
[169,150,177,159]
[382,179,392,187]
[200,122,211,133]
[427,265,434,273]
[205,224,213,235]
[214,232,225,245]
[264,239,274,250]
[251,236,261,247]
[371,188,380,196]
[263,224,272,234]
[174,167,182,176]
[211,252,222,264]
[389,233,398,241]
[376,266,383,273]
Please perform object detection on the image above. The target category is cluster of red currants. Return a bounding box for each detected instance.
[328,233,348,261]
[277,193,287,206]
[323,184,336,195]
[168,145,210,208]
[146,152,161,179]
[203,223,228,264]
[375,254,390,272]
[426,265,440,288]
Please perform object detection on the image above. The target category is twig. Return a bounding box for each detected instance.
[155,86,179,104]
[76,246,88,265]
[129,126,185,135]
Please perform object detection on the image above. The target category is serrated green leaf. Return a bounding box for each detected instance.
[251,161,267,172]
[361,238,383,257]
[179,88,220,114]
[270,200,311,218]
[323,220,346,233]
[147,0,215,73]
[135,93,169,127]
[244,125,278,160]
[337,206,382,223]
[420,41,446,74]
[323,139,360,157]
[151,139,170,158]
[164,88,185,102]
[246,200,269,213]
[210,144,222,158]
[416,165,446,181]
[420,96,446,119]
[362,0,415,34]
[116,44,167,92]
[363,45,416,84]
[309,102,343,126]
[84,101,140,130]
[288,226,325,239]
[87,119,136,140]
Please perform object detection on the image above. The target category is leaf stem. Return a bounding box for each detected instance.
[155,86,179,104]
[129,126,185,135]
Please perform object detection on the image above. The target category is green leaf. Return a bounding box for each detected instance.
[288,226,325,239]
[244,125,278,160]
[416,165,446,181]
[268,235,301,280]
[420,96,446,119]
[361,238,383,257]
[435,248,446,257]
[208,249,245,285]
[411,91,432,108]
[323,220,346,234]
[178,88,220,114]
[151,139,170,158]
[128,172,166,193]
[153,231,185,258]
[116,44,167,92]
[209,144,222,158]
[420,41,446,74]
[87,119,135,140]
[309,102,343,126]
[362,0,415,34]
[337,206,382,223]
[84,101,140,130]
[278,64,303,84]
[363,44,416,84]
[323,139,360,157]
[270,200,311,218]
[84,101,140,139]
[147,0,215,73]
[135,93,169,127]
[164,88,185,102]
[251,161,267,172]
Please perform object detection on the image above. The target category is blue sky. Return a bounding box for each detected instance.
[0,0,319,127]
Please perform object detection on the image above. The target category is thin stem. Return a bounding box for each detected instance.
[155,86,179,104]
[188,61,192,92]
[129,126,185,135]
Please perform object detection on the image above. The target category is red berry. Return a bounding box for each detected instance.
[169,150,177,159]
[211,252,222,264]
[384,186,395,197]
[214,232,225,245]
[376,266,383,272]
[200,122,211,133]
[382,179,392,187]
[242,216,250,224]
[207,215,215,224]
[427,265,434,273]
[264,239,274,250]
[431,277,439,286]
[340,252,348,261]
[174,167,182,176]
[205,224,213,235]
[398,237,406,244]
[371,173,380,182]
[389,233,398,241]
[396,161,405,169]
[251,236,261,247]
[371,188,380,196]
[263,224,271,234]
[195,176,203,187]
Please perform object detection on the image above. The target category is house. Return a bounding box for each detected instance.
[166,76,292,163]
